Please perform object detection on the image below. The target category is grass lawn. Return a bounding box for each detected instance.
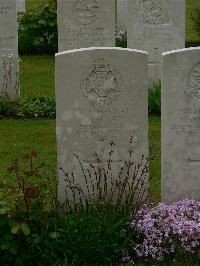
[0,116,161,202]
[149,116,161,202]
[19,55,55,99]
[0,119,56,175]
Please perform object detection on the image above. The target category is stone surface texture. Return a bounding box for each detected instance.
[117,0,127,30]
[127,0,185,86]
[56,47,148,205]
[17,0,25,12]
[162,47,200,202]
[57,0,115,52]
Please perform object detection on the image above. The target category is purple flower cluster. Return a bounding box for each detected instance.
[130,199,200,261]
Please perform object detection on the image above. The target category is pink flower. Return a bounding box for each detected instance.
[128,199,200,261]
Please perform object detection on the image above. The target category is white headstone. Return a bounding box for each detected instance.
[0,49,19,100]
[56,47,148,206]
[57,0,115,52]
[127,0,185,87]
[117,0,127,30]
[0,0,19,100]
[162,47,200,202]
[17,0,26,12]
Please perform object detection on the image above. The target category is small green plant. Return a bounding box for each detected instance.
[60,138,149,212]
[22,204,135,265]
[0,150,136,265]
[1,150,57,215]
[0,151,56,264]
[0,97,56,118]
[148,82,161,115]
[0,97,18,117]
[116,27,127,48]
[0,209,21,264]
[17,97,56,118]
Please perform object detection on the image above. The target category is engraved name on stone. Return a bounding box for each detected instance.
[60,27,109,49]
[170,63,200,136]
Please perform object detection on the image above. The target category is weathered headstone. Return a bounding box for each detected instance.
[57,0,115,51]
[162,47,200,202]
[117,0,127,30]
[0,49,19,99]
[0,0,19,100]
[127,0,185,86]
[17,0,26,13]
[56,47,148,205]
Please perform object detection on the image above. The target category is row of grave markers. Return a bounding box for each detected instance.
[48,0,200,204]
[56,47,200,205]
[0,0,199,204]
[0,0,186,100]
[57,0,185,85]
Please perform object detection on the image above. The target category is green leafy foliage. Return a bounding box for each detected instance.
[0,97,55,118]
[20,206,134,265]
[116,39,127,48]
[2,151,57,215]
[20,223,31,236]
[17,97,56,118]
[0,206,21,262]
[148,82,161,115]
[18,0,57,54]
[0,147,142,265]
[0,150,198,265]
[0,152,134,265]
[192,7,200,39]
[0,151,57,264]
[0,98,18,117]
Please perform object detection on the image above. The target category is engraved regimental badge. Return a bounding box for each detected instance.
[188,63,200,100]
[141,0,169,25]
[81,56,123,106]
[73,0,99,25]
